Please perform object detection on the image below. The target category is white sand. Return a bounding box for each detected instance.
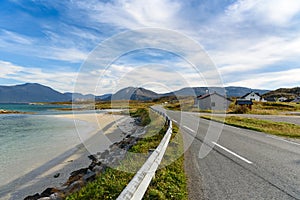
[55,113,123,137]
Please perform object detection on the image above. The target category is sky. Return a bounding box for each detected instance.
[0,0,300,94]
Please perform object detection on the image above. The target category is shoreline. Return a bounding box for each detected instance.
[2,112,136,200]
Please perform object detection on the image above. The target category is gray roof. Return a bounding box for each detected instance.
[197,92,232,101]
[241,91,261,98]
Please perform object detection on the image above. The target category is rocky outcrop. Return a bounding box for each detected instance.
[24,135,141,200]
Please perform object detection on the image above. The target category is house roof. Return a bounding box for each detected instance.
[197,93,210,99]
[197,92,232,101]
[235,99,253,105]
[241,91,261,98]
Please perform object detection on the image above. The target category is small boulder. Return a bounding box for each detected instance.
[24,193,40,200]
[53,173,60,178]
[83,170,96,182]
[49,193,63,200]
[88,154,97,162]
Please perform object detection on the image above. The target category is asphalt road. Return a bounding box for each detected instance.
[152,106,300,200]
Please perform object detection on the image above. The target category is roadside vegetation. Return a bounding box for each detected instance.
[201,115,300,138]
[165,99,300,115]
[66,108,188,200]
[143,124,187,200]
[164,96,196,112]
[227,101,300,115]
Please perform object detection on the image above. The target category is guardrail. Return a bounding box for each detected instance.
[117,107,172,200]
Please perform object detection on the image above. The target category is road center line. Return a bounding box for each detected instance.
[212,142,253,164]
[266,135,300,146]
[183,125,195,133]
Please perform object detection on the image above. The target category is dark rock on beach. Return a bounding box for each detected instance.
[53,173,60,178]
[24,193,40,200]
[24,126,145,200]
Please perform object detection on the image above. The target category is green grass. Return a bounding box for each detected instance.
[163,97,197,112]
[248,102,297,115]
[227,101,300,115]
[143,124,188,200]
[201,115,300,138]
[129,107,151,126]
[66,110,188,200]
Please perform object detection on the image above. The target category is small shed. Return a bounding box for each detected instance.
[195,92,232,111]
[235,99,253,109]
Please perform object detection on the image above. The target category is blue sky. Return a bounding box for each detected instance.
[0,0,300,94]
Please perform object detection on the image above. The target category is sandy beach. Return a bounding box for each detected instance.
[3,112,136,200]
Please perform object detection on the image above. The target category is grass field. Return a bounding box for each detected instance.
[66,108,188,200]
[201,115,300,138]
[228,101,300,115]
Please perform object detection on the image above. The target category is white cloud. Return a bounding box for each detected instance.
[74,59,218,95]
[226,0,300,26]
[0,60,77,92]
[74,0,182,29]
[0,61,23,77]
[193,1,300,89]
[1,0,300,92]
[0,30,33,45]
[212,35,300,75]
[226,68,300,89]
[45,47,88,63]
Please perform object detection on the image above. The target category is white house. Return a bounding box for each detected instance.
[195,92,232,111]
[241,91,265,102]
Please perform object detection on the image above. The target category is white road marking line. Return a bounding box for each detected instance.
[183,125,195,133]
[212,142,253,164]
[266,135,300,146]
[226,125,241,130]
[172,119,178,123]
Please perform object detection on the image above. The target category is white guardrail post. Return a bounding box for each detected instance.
[117,108,172,200]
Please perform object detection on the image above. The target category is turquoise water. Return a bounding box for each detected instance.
[0,103,72,114]
[0,104,96,191]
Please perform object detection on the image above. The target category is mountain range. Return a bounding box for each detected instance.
[0,83,270,103]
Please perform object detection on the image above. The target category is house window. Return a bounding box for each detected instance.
[211,102,215,107]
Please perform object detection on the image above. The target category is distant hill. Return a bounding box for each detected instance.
[0,83,270,103]
[0,83,70,103]
[96,94,112,101]
[224,86,269,97]
[166,86,269,98]
[109,87,160,101]
[262,87,300,101]
[64,92,95,102]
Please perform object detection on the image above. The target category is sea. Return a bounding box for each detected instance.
[0,103,97,196]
